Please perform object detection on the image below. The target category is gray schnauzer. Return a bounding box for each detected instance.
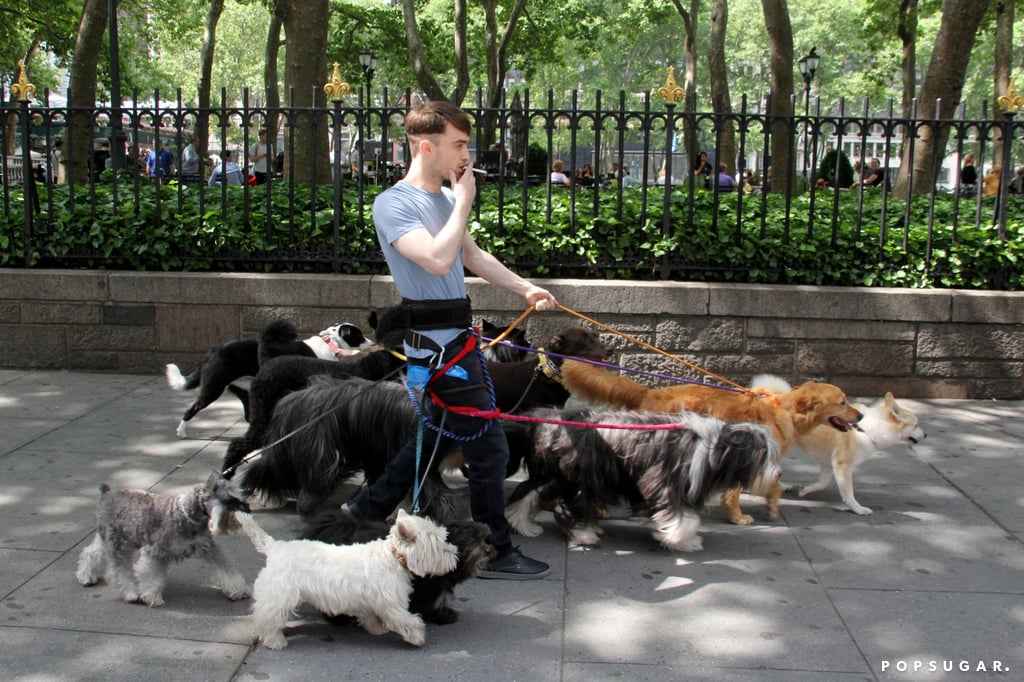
[76,471,251,607]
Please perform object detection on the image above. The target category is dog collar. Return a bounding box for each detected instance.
[536,348,563,384]
[321,335,342,356]
[391,545,411,571]
[177,495,204,526]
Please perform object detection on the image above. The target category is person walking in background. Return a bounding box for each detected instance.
[249,129,270,185]
[146,141,175,184]
[716,163,737,191]
[207,150,245,186]
[342,100,557,580]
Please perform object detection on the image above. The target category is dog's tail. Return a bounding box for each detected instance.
[560,359,648,410]
[749,374,792,394]
[258,319,301,365]
[165,363,200,391]
[99,483,111,495]
[233,512,275,554]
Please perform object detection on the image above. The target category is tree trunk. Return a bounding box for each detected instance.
[265,6,283,162]
[480,0,526,149]
[278,0,330,183]
[197,0,226,160]
[708,0,735,175]
[670,0,699,162]
[894,0,992,195]
[400,0,445,102]
[990,0,1013,170]
[453,0,469,105]
[896,0,918,119]
[66,0,107,186]
[761,0,796,196]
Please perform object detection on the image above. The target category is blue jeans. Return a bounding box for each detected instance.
[347,339,513,553]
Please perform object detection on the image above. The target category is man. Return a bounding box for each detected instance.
[180,136,202,184]
[249,129,270,185]
[207,150,245,186]
[343,101,556,580]
[146,140,175,184]
[716,163,736,191]
[858,158,886,188]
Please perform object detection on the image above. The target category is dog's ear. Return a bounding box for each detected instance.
[395,509,418,542]
[367,311,379,330]
[205,470,223,490]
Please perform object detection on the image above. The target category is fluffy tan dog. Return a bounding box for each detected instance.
[560,361,863,523]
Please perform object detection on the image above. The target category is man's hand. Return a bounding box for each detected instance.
[525,286,557,312]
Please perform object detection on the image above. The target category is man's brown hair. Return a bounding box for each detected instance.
[405,101,472,138]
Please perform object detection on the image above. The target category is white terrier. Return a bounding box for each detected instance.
[235,509,457,649]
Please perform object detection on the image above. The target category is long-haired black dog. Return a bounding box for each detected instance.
[220,305,408,477]
[479,318,531,363]
[303,509,495,625]
[503,408,781,552]
[233,327,612,518]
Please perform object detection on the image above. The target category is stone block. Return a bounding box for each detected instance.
[103,305,156,326]
[951,290,1024,324]
[656,317,744,352]
[916,360,1024,379]
[747,338,795,354]
[68,326,156,352]
[0,325,66,368]
[748,317,917,342]
[968,379,1024,400]
[796,341,914,376]
[0,303,20,323]
[830,377,967,400]
[22,303,101,325]
[712,283,950,322]
[0,270,108,302]
[917,325,1024,360]
[70,352,119,371]
[156,307,240,352]
[240,307,373,337]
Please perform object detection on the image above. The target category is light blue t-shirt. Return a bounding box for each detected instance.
[373,180,469,358]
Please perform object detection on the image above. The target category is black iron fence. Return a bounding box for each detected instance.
[2,87,1023,285]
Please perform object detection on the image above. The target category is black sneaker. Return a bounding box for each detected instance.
[478,546,550,580]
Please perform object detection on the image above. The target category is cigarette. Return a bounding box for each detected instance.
[469,167,487,175]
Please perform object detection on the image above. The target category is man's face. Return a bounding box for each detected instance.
[426,123,470,178]
[870,159,880,170]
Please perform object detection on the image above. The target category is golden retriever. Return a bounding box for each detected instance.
[560,360,863,524]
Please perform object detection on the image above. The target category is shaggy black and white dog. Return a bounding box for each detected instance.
[504,408,781,552]
[303,510,495,625]
[165,319,373,438]
[220,306,409,477]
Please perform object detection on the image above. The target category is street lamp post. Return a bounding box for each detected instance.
[797,47,819,185]
[358,49,378,184]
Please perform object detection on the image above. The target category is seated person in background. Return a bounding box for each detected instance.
[982,167,1000,197]
[715,163,736,191]
[207,149,245,186]
[858,158,886,187]
[549,159,571,186]
[576,163,596,187]
[1010,167,1024,195]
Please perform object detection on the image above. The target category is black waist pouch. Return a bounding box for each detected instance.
[401,296,472,331]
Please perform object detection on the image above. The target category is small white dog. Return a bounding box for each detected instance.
[235,509,457,649]
[76,472,251,606]
[753,376,926,515]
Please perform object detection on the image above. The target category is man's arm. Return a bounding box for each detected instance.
[389,168,476,275]
[463,234,557,310]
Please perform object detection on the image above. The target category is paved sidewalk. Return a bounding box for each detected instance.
[0,368,1021,681]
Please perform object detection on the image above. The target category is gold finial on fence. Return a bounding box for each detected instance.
[324,62,351,100]
[998,76,1024,114]
[656,65,684,104]
[10,60,36,102]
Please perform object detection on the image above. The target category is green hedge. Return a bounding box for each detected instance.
[2,178,1021,290]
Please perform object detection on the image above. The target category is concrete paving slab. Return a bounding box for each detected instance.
[832,590,1024,681]
[0,627,249,682]
[0,547,61,597]
[0,417,65,456]
[784,486,1024,593]
[0,371,151,420]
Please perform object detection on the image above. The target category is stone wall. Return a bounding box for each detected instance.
[1,269,1022,399]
